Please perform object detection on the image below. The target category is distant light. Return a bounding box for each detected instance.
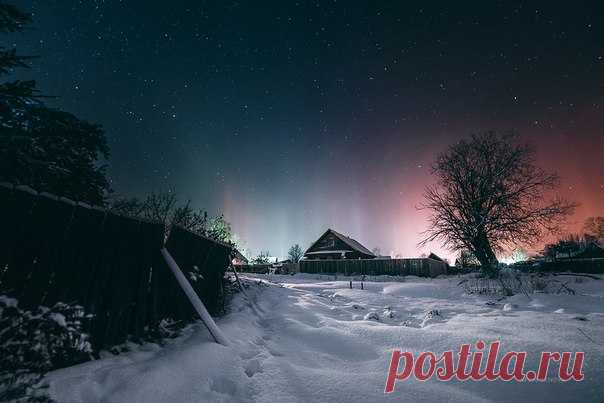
[501,249,528,264]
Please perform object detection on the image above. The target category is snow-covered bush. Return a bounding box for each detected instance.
[461,271,579,296]
[0,296,92,402]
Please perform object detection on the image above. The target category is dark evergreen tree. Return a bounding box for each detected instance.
[0,1,110,205]
[0,2,30,32]
[0,2,37,101]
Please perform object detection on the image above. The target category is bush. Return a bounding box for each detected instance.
[0,296,92,402]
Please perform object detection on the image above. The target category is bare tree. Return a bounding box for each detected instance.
[584,216,604,244]
[109,192,215,241]
[252,251,271,265]
[288,244,303,263]
[420,132,576,277]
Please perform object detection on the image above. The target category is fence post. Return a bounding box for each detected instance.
[161,247,229,346]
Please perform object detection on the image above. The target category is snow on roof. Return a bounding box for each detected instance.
[329,229,375,257]
[306,228,376,257]
[305,250,351,255]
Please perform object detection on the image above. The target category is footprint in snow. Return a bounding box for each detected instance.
[266,345,284,357]
[253,337,266,347]
[244,359,263,377]
[210,377,240,396]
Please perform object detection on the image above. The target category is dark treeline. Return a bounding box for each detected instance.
[0,2,234,244]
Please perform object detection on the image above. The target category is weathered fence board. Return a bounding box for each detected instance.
[0,183,233,352]
[299,258,448,277]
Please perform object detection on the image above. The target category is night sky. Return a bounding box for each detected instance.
[8,1,604,260]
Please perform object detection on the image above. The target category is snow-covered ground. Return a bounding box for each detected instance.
[49,273,604,402]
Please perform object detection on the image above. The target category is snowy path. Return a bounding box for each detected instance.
[49,274,604,402]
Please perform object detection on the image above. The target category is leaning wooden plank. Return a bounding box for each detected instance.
[160,247,229,346]
[230,264,246,295]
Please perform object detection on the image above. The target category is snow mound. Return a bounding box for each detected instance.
[363,311,380,321]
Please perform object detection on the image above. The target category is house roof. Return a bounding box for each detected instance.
[428,252,445,262]
[231,248,248,263]
[306,228,376,257]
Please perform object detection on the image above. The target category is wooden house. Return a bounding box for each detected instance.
[303,229,376,260]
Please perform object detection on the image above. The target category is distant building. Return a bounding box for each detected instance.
[271,259,292,268]
[299,229,449,276]
[303,228,376,260]
[231,249,248,266]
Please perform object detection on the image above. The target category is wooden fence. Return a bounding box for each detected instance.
[538,260,604,274]
[0,183,232,351]
[299,258,448,277]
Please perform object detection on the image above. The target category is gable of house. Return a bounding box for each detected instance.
[304,229,376,259]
